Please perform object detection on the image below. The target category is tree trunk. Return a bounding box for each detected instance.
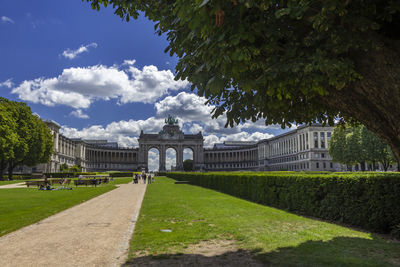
[7,160,13,180]
[382,162,389,172]
[360,162,366,171]
[0,159,4,181]
[320,38,400,164]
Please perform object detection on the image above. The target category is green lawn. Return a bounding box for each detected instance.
[129,177,400,266]
[0,177,132,237]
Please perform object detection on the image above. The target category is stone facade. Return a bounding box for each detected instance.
[204,124,340,172]
[257,124,341,171]
[27,120,351,173]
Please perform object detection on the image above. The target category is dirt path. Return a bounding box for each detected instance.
[0,182,26,189]
[0,183,147,267]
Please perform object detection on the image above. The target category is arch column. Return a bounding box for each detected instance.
[176,145,184,171]
[159,145,166,171]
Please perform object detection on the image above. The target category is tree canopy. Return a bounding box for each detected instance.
[0,98,53,180]
[329,125,395,171]
[183,159,194,171]
[83,0,400,162]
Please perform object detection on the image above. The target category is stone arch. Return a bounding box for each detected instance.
[147,147,160,171]
[138,123,204,171]
[183,146,194,161]
[165,146,178,171]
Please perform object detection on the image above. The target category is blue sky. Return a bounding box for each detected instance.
[0,0,295,169]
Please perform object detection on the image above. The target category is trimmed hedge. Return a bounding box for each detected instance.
[166,172,400,237]
[44,172,96,178]
[109,172,137,177]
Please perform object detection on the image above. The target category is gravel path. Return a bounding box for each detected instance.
[0,182,26,189]
[0,183,147,267]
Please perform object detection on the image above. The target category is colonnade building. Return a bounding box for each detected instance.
[33,119,340,173]
[203,125,340,171]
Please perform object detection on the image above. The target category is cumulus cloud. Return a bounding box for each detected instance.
[155,92,282,135]
[1,16,14,24]
[60,117,166,147]
[147,149,160,171]
[11,60,189,109]
[62,43,98,59]
[69,109,89,119]
[203,132,274,148]
[0,78,13,88]
[165,148,177,170]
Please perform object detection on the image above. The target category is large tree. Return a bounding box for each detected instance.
[0,98,53,180]
[84,0,400,161]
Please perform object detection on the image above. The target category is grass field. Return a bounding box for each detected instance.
[129,177,400,266]
[0,177,132,237]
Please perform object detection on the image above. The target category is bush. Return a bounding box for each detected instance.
[44,172,96,178]
[166,172,400,236]
[109,172,135,177]
[12,174,32,180]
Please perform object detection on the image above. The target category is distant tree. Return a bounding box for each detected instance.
[0,100,18,180]
[361,127,394,171]
[183,159,194,172]
[84,0,400,163]
[69,165,82,172]
[60,163,69,172]
[0,98,53,180]
[329,126,352,170]
[330,125,394,171]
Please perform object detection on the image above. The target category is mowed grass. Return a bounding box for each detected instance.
[0,177,132,237]
[129,177,400,266]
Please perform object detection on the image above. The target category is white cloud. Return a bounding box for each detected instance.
[1,16,14,24]
[188,123,204,134]
[0,78,13,88]
[148,149,160,171]
[155,92,213,121]
[165,148,177,170]
[62,43,98,59]
[203,132,274,148]
[122,59,136,66]
[69,109,89,119]
[11,60,189,109]
[155,92,280,135]
[60,117,166,148]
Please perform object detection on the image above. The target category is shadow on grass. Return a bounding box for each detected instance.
[126,236,400,266]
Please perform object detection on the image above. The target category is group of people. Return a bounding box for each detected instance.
[133,172,154,184]
[39,175,72,190]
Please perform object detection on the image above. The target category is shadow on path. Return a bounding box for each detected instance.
[126,236,400,266]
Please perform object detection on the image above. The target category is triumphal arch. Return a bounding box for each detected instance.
[138,116,204,171]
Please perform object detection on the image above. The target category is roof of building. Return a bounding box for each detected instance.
[211,141,257,150]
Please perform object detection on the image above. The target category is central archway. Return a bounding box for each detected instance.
[138,121,204,171]
[147,148,160,171]
[166,147,177,171]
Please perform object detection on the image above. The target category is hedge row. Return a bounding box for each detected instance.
[44,172,97,178]
[166,172,400,237]
[109,172,137,177]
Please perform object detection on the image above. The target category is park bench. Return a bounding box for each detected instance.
[73,179,99,187]
[25,180,47,188]
[49,179,63,185]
